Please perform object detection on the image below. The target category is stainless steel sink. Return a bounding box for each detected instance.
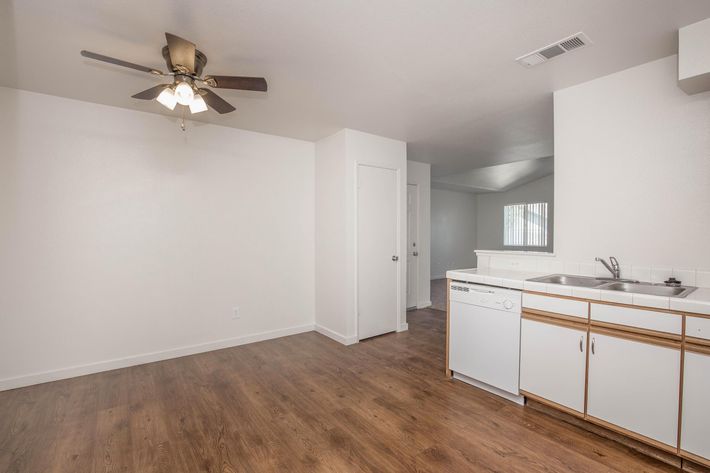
[603,281,696,298]
[527,274,697,298]
[528,274,607,288]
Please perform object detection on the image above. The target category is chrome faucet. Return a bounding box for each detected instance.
[596,256,621,279]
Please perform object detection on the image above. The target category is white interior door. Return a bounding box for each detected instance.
[358,165,398,340]
[406,184,418,309]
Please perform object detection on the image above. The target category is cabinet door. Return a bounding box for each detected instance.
[520,318,587,413]
[587,332,680,448]
[681,349,710,461]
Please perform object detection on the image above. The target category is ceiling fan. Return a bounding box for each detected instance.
[80,33,267,115]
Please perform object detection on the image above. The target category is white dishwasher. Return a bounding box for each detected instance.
[449,281,524,404]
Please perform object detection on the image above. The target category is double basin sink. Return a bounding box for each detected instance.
[528,274,697,298]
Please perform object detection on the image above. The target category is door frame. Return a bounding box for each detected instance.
[355,163,402,342]
[406,183,420,309]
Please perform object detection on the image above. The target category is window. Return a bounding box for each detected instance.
[503,202,548,248]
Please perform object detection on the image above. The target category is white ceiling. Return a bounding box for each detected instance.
[2,1,710,176]
[432,156,554,193]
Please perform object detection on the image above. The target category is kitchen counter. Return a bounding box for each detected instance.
[446,267,710,315]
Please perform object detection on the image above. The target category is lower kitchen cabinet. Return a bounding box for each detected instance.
[681,347,710,463]
[587,331,680,448]
[520,317,587,414]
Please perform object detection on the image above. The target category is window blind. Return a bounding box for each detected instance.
[503,202,548,248]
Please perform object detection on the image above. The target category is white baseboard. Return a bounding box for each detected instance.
[314,325,358,346]
[398,323,409,332]
[417,301,432,309]
[0,323,315,392]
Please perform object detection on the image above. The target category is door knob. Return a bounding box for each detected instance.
[413,252,419,256]
[392,256,399,262]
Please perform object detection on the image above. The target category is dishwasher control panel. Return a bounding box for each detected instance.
[450,281,521,313]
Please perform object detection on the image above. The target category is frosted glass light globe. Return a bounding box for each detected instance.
[174,82,194,106]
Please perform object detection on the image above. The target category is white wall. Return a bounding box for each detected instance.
[0,87,316,389]
[476,174,554,252]
[431,188,477,279]
[314,130,350,340]
[555,55,710,270]
[315,129,407,343]
[407,161,431,308]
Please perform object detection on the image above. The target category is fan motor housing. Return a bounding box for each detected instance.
[161,46,207,76]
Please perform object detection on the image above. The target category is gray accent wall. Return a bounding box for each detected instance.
[476,174,554,252]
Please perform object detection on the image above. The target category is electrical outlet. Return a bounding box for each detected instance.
[232,307,240,320]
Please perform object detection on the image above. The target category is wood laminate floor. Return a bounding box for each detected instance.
[0,309,679,472]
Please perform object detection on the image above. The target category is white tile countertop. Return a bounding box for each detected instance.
[446,267,710,315]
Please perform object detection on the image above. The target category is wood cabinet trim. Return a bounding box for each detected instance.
[445,278,452,377]
[521,390,585,419]
[685,342,710,355]
[677,315,685,456]
[680,449,710,469]
[590,326,682,350]
[683,311,710,320]
[590,320,682,342]
[685,335,710,348]
[522,307,589,324]
[584,307,591,417]
[522,311,588,331]
[585,415,678,454]
[685,335,710,347]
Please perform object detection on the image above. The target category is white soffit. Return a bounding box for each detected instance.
[432,157,554,193]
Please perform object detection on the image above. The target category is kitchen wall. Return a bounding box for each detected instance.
[407,161,431,308]
[476,174,554,252]
[0,87,316,390]
[315,129,407,343]
[431,188,477,279]
[555,55,710,270]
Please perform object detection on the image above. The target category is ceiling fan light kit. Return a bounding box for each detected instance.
[80,32,267,122]
[156,87,178,110]
[189,94,208,114]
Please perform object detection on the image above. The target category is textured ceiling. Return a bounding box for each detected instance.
[2,0,710,176]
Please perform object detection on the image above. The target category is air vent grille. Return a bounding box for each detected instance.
[516,32,592,68]
[539,45,565,59]
[559,36,586,51]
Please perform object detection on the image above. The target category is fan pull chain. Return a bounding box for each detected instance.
[180,107,187,132]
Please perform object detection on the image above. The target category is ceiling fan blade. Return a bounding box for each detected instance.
[80,50,163,75]
[205,75,267,92]
[165,33,196,73]
[199,89,236,114]
[131,84,169,100]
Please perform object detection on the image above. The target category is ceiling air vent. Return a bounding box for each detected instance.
[516,32,592,68]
